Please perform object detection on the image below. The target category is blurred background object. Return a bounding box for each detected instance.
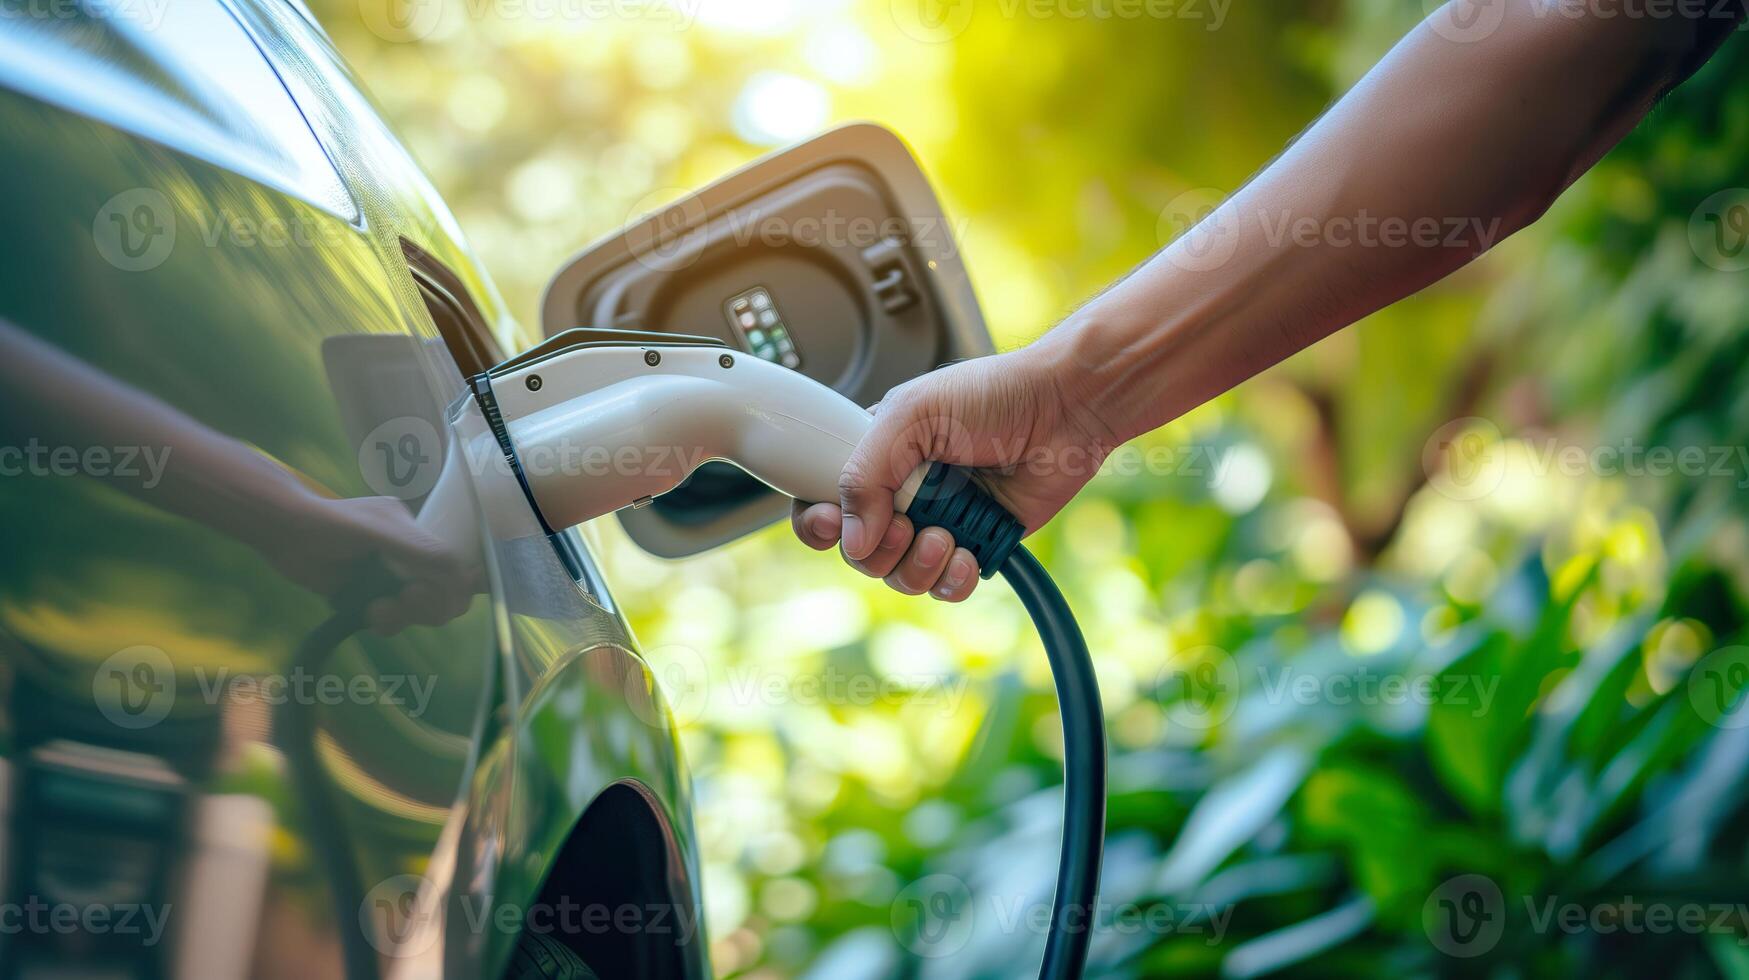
[316,0,1749,975]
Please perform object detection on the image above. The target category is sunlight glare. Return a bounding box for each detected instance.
[732,72,830,145]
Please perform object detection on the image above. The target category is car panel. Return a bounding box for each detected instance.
[0,3,704,977]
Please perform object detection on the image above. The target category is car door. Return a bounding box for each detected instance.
[0,3,506,978]
[179,4,710,978]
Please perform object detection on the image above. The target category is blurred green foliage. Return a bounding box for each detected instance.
[313,1,1749,975]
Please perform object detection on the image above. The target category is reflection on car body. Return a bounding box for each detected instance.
[0,2,705,977]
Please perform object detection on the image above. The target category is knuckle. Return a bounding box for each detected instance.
[837,460,874,500]
[883,570,922,595]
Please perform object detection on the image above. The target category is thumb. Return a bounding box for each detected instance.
[839,390,936,561]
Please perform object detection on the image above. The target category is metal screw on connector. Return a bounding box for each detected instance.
[644,350,662,367]
[719,354,734,369]
[526,375,543,392]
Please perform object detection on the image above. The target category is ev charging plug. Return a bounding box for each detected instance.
[456,330,1104,979]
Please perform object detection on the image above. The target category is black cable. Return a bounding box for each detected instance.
[910,463,1108,978]
[281,559,401,980]
[1000,546,1107,980]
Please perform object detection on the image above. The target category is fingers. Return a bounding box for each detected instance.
[381,518,471,585]
[884,526,957,595]
[839,391,931,562]
[792,480,980,601]
[366,596,405,636]
[848,514,915,580]
[790,500,843,551]
[931,548,981,603]
[368,578,475,635]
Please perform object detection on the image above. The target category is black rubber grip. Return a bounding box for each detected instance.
[902,462,1026,579]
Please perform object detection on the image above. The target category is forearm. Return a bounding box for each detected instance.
[1043,1,1724,442]
[0,319,327,548]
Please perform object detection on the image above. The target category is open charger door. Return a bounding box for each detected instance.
[542,123,992,558]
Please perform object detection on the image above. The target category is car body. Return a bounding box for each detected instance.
[0,1,707,976]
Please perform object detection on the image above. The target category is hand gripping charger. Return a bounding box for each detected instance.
[463,329,1107,978]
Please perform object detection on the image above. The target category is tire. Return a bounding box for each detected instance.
[506,933,600,980]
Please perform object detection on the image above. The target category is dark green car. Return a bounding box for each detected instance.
[0,2,706,976]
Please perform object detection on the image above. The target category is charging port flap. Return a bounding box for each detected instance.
[541,123,992,558]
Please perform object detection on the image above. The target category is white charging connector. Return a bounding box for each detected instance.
[487,342,926,533]
[422,332,1100,979]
